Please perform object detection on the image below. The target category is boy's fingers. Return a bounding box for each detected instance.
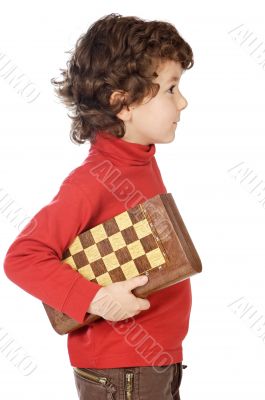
[125,274,148,291]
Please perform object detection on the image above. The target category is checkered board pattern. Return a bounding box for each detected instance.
[62,205,168,286]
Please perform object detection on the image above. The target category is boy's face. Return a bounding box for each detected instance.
[112,60,188,145]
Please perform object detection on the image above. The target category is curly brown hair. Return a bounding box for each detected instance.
[51,13,194,145]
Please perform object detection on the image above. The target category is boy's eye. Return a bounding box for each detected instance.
[167,85,176,94]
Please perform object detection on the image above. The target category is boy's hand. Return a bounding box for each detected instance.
[87,275,151,322]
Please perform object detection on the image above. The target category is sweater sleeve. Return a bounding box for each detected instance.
[3,180,102,324]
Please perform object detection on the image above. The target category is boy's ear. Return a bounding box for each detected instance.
[109,90,134,121]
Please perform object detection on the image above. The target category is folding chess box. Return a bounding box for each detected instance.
[43,193,202,334]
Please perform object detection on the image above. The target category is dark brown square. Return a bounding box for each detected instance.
[108,267,126,282]
[134,254,152,273]
[121,226,138,244]
[90,258,107,277]
[96,238,113,257]
[62,248,71,259]
[115,247,132,265]
[128,206,146,224]
[103,219,120,236]
[79,230,95,248]
[72,250,89,269]
[140,234,158,252]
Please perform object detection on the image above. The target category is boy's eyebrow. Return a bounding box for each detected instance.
[165,76,181,84]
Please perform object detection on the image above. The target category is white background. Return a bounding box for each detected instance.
[1,0,265,399]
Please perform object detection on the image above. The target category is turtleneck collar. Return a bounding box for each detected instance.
[89,130,156,166]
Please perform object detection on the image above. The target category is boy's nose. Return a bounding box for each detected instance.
[177,95,188,111]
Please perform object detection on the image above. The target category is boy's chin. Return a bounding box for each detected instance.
[164,132,175,143]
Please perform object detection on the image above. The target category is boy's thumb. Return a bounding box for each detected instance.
[126,274,148,290]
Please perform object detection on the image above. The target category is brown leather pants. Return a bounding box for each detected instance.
[73,362,187,399]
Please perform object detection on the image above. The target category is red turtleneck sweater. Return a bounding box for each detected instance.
[3,131,192,368]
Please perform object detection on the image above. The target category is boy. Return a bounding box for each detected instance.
[3,13,194,400]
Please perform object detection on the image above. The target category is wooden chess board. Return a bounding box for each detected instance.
[62,204,168,286]
[43,193,202,335]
